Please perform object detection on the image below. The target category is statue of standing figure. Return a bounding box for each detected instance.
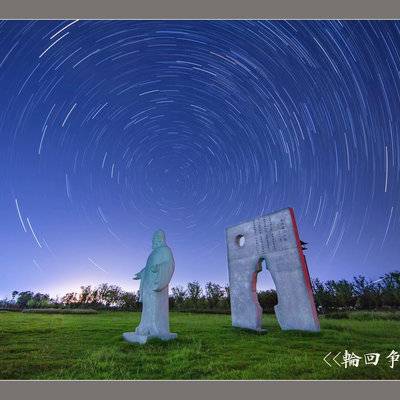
[123,229,177,344]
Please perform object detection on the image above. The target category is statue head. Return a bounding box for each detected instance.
[152,229,166,249]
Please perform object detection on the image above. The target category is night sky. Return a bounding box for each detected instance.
[0,20,399,299]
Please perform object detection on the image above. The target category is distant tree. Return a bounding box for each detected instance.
[0,298,14,309]
[171,285,187,309]
[103,285,123,307]
[97,283,110,305]
[222,284,231,309]
[90,287,100,305]
[186,281,203,308]
[119,291,138,310]
[61,292,78,306]
[353,275,381,309]
[205,282,224,309]
[380,271,400,307]
[15,291,34,308]
[312,279,335,312]
[9,270,400,313]
[330,279,356,309]
[224,284,230,301]
[78,286,93,305]
[258,290,278,313]
[33,292,50,302]
[26,292,52,308]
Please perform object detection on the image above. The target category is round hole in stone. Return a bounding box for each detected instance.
[236,234,245,247]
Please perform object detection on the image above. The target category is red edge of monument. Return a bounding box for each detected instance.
[289,207,320,326]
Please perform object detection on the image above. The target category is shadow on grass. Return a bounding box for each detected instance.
[231,326,269,335]
[279,330,321,338]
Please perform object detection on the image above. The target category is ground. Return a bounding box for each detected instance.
[1,311,399,379]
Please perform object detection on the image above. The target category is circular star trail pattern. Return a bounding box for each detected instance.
[0,20,399,294]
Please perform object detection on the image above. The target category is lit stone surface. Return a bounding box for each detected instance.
[123,229,177,344]
[122,331,177,344]
[226,208,320,332]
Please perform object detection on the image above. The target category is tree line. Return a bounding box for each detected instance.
[1,271,400,313]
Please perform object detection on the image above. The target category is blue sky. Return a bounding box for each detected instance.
[0,20,399,298]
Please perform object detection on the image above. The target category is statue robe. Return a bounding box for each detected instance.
[135,244,175,337]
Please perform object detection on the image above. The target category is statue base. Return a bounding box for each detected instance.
[122,331,177,344]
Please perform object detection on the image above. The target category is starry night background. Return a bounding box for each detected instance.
[0,20,399,298]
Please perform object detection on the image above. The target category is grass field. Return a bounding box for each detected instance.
[1,311,400,380]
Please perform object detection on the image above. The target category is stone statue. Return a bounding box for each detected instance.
[226,208,320,332]
[123,229,177,344]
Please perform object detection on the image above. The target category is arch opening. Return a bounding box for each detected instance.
[255,257,278,316]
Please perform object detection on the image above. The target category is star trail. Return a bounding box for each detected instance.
[0,20,399,297]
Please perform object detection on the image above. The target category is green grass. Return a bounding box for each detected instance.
[21,308,98,314]
[1,311,400,380]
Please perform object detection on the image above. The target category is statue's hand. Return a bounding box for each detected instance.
[133,270,142,280]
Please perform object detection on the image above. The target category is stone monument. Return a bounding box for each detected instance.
[123,229,177,344]
[226,208,320,332]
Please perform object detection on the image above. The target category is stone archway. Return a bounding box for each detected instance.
[226,207,319,332]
